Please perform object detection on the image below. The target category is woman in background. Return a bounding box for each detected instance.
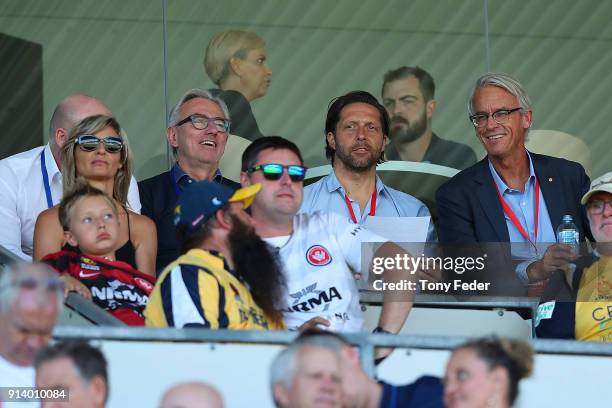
[204,29,272,141]
[443,337,533,408]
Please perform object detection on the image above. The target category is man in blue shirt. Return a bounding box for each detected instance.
[436,73,591,290]
[301,91,435,242]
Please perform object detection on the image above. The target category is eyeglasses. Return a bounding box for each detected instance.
[75,135,124,153]
[247,164,307,182]
[175,115,230,133]
[587,199,612,215]
[469,107,522,128]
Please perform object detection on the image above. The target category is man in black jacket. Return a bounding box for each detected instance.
[139,88,239,274]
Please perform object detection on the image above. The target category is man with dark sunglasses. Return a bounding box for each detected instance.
[0,95,141,261]
[0,262,62,406]
[241,137,414,359]
[139,88,240,275]
[301,91,435,243]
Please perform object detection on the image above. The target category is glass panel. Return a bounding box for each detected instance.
[164,0,488,172]
[0,0,166,179]
[488,0,612,178]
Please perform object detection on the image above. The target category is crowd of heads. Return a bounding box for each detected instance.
[1,24,606,407]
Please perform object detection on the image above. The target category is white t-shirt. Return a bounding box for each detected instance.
[264,211,384,332]
[0,144,141,260]
[0,356,38,408]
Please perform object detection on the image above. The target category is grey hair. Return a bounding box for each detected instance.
[467,72,532,116]
[167,88,231,158]
[0,262,63,314]
[167,88,230,127]
[269,334,344,406]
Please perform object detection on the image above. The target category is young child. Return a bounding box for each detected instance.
[42,183,155,325]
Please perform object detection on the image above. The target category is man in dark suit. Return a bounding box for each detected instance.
[139,89,239,274]
[436,73,591,290]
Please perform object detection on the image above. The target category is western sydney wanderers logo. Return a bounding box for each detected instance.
[306,245,332,266]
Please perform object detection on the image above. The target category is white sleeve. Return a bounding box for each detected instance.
[0,166,31,260]
[127,175,141,214]
[168,265,206,327]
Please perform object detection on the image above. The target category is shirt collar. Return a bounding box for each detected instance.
[43,143,61,180]
[172,163,223,185]
[325,168,387,196]
[488,150,536,194]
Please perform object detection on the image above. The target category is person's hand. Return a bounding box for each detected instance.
[375,346,393,363]
[61,274,92,300]
[529,244,577,281]
[298,316,331,332]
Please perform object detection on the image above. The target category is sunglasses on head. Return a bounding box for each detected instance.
[75,134,124,153]
[247,164,307,182]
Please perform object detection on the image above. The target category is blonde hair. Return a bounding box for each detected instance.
[204,30,265,86]
[61,115,133,204]
[59,182,119,232]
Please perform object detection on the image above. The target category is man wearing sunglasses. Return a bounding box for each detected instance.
[301,91,435,243]
[0,262,62,406]
[139,89,240,275]
[436,73,591,289]
[241,137,414,354]
[0,94,141,261]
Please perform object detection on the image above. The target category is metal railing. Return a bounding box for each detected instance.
[360,290,540,336]
[53,326,612,377]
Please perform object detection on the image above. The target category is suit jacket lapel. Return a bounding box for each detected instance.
[532,152,563,228]
[474,158,510,241]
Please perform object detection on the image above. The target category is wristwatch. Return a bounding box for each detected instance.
[372,326,393,335]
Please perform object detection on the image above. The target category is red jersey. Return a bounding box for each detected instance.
[42,250,156,325]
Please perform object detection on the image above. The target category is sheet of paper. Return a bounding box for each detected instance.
[363,216,430,243]
[358,216,431,288]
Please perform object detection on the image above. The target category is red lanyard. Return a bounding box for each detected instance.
[494,177,540,246]
[344,189,377,224]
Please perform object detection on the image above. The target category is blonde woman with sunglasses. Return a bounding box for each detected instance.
[33,115,156,277]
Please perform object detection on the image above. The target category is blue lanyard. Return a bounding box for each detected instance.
[40,151,54,209]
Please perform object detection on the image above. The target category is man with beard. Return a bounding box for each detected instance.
[382,66,477,170]
[301,90,435,242]
[144,180,285,329]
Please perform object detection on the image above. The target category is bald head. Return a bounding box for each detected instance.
[159,382,224,408]
[48,95,112,162]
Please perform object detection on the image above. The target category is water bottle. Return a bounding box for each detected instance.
[556,214,579,255]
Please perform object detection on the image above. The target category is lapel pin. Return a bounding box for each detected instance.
[548,177,553,182]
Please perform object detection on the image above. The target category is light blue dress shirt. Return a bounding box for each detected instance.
[488,152,556,282]
[300,170,436,242]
